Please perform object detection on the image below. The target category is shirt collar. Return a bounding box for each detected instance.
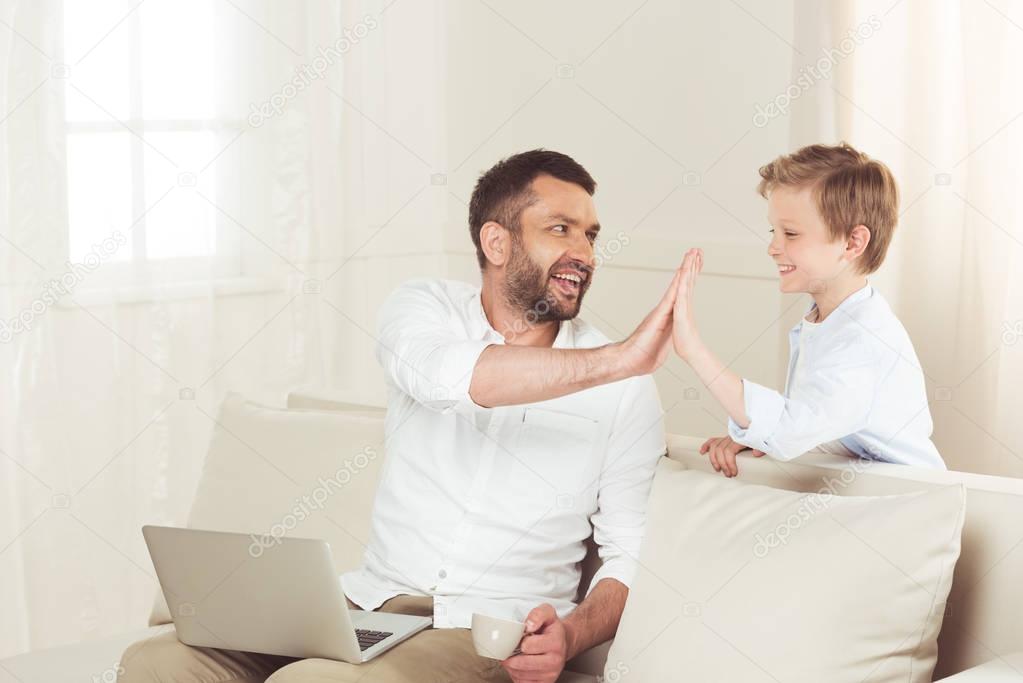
[798,282,873,330]
[469,288,573,348]
[468,290,502,341]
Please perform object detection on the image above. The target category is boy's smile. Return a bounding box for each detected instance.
[766,185,852,295]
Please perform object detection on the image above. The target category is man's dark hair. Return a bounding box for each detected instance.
[468,149,596,269]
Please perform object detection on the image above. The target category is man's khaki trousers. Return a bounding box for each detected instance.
[116,596,513,683]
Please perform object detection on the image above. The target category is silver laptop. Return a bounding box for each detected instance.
[142,525,431,662]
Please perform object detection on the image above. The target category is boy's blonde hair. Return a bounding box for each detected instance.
[757,142,899,274]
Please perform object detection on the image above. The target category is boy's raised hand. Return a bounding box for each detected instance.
[700,435,765,477]
[673,247,756,442]
[672,248,704,359]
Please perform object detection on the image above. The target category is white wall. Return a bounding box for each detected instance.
[333,0,803,440]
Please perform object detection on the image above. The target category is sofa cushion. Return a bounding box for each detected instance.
[149,393,387,625]
[0,625,172,683]
[606,460,965,682]
[667,434,1023,679]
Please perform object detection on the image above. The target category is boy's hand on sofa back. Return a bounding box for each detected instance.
[700,435,765,478]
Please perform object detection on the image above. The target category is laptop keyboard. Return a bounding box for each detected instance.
[356,628,393,651]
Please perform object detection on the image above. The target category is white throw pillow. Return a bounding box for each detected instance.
[148,393,386,625]
[605,460,965,682]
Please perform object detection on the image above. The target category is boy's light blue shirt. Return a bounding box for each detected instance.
[728,284,946,469]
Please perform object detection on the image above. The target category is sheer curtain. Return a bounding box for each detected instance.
[0,0,430,657]
[788,0,1023,476]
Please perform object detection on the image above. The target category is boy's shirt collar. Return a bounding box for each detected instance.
[801,282,873,330]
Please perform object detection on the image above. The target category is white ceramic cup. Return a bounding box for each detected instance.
[471,613,526,660]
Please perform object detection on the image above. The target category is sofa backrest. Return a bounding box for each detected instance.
[148,394,390,625]
[666,435,1023,680]
[286,389,1023,679]
[151,390,1023,680]
[286,390,1023,680]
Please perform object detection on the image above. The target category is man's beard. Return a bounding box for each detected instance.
[502,238,589,324]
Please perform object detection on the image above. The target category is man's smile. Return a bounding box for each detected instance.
[550,272,582,296]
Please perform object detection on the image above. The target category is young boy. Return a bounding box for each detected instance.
[672,142,945,476]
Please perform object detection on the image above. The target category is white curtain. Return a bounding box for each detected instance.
[788,0,1023,476]
[0,0,432,657]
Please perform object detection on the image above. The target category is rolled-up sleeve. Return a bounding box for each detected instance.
[587,375,666,593]
[728,341,882,460]
[375,281,492,414]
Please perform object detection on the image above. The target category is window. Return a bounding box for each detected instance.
[62,0,244,282]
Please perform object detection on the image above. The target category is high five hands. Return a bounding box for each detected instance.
[619,247,705,376]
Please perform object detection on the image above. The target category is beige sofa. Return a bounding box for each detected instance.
[2,390,1022,682]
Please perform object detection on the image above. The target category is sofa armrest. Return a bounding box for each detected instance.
[557,672,600,683]
[0,626,172,683]
[936,652,1023,680]
[565,640,612,678]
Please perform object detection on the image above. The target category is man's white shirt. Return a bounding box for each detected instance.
[729,284,945,469]
[342,278,666,628]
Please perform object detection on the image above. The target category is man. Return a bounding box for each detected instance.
[119,150,683,683]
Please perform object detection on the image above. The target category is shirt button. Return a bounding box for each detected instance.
[438,569,447,579]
